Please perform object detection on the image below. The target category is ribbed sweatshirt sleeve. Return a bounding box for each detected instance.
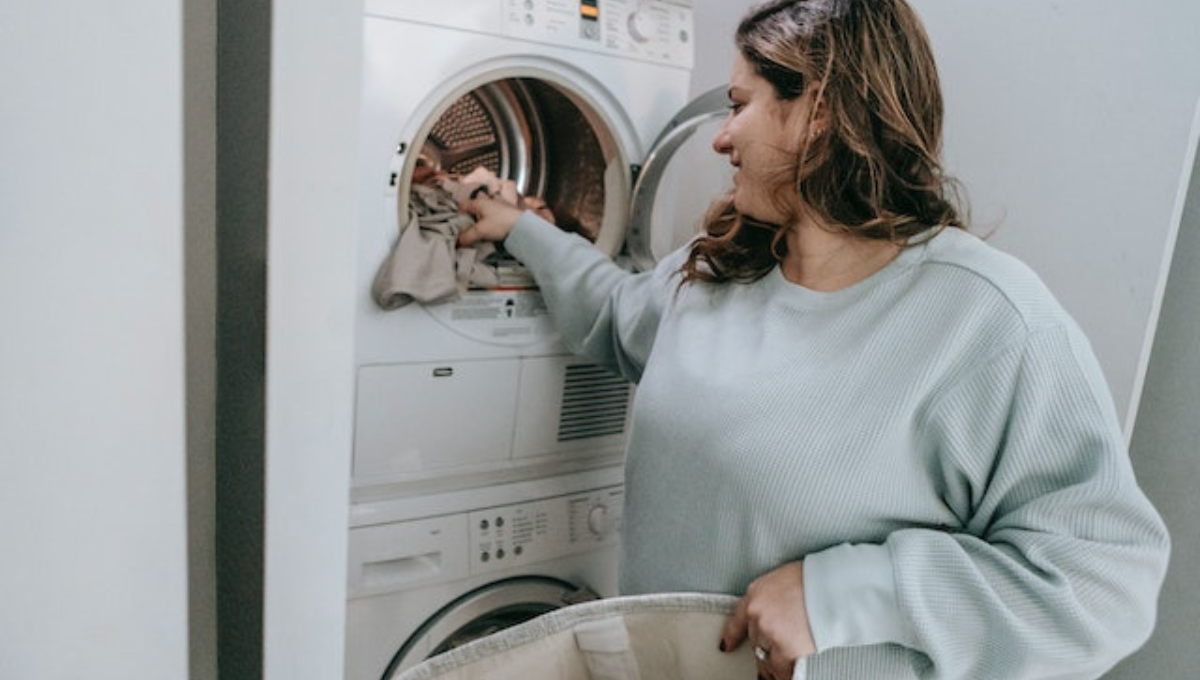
[804,322,1169,678]
[503,212,678,383]
[804,543,910,650]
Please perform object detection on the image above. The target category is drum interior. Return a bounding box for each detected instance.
[415,78,609,242]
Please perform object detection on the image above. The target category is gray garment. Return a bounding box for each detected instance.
[372,182,499,310]
[502,214,1169,679]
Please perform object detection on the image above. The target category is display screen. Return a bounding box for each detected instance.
[580,0,598,22]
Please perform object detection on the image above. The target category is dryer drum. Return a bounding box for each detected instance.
[421,80,545,200]
[414,77,613,244]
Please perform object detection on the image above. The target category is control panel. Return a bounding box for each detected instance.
[468,485,624,574]
[502,0,693,67]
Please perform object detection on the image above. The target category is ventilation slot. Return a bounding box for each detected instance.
[557,364,631,443]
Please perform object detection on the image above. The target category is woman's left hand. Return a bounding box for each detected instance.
[719,561,816,680]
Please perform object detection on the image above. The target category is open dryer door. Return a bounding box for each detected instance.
[625,86,733,271]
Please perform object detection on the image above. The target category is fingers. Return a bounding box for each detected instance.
[723,592,782,679]
[455,167,516,202]
[496,179,519,204]
[720,596,750,653]
[459,166,499,189]
[720,600,788,680]
[456,224,482,248]
[719,562,815,680]
[758,646,794,680]
[439,167,508,205]
[438,167,546,246]
[456,194,524,247]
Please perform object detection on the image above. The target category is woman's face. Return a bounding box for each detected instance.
[712,53,812,224]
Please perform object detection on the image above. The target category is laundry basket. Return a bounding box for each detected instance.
[392,593,757,680]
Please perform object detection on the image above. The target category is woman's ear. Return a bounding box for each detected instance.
[807,82,830,134]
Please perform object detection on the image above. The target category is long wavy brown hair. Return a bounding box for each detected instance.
[681,0,967,284]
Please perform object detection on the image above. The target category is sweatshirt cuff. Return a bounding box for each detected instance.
[803,542,911,652]
[504,210,562,263]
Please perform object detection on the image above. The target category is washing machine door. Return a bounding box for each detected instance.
[626,86,735,271]
[382,576,597,679]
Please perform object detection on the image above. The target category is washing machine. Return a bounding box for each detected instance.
[347,1,733,679]
[346,468,626,680]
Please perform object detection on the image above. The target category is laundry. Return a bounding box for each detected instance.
[372,177,505,310]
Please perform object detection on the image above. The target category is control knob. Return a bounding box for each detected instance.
[626,10,657,43]
[586,502,616,537]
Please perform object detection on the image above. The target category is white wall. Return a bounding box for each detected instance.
[259,2,361,678]
[913,0,1200,431]
[692,1,1200,429]
[0,2,190,679]
[689,3,747,97]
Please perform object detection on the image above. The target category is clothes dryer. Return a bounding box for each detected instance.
[352,0,730,499]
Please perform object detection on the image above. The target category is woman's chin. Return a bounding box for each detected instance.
[730,191,787,225]
[730,190,753,217]
[732,199,769,224]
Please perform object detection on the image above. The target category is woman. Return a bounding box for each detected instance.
[456,1,1169,678]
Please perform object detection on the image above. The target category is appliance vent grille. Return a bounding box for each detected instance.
[557,364,631,442]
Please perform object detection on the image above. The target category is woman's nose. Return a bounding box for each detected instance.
[712,120,733,155]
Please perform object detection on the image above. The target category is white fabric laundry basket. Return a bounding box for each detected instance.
[393,593,762,680]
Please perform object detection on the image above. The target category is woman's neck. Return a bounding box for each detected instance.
[780,220,901,292]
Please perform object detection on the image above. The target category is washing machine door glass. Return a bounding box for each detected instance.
[627,86,735,271]
[382,576,597,679]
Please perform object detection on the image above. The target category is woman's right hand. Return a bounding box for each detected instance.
[445,168,524,247]
[457,189,524,247]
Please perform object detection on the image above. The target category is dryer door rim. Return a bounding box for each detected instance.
[626,85,730,272]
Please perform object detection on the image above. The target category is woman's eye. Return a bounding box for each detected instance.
[727,102,744,113]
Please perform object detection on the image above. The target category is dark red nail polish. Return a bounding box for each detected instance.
[719,640,727,652]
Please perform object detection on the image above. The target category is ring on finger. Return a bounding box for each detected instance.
[753,645,770,662]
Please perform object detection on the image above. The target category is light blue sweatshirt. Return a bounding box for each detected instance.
[504,213,1169,679]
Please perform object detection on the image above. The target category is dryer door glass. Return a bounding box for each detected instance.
[402,77,628,289]
[627,86,734,271]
